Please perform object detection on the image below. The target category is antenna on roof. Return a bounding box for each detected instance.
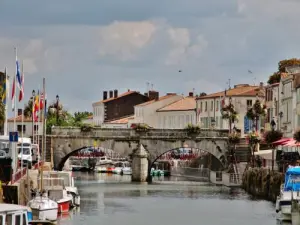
[146,82,150,92]
[151,83,154,90]
[226,79,231,89]
[192,88,195,95]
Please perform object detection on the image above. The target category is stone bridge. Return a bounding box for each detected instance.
[50,127,229,173]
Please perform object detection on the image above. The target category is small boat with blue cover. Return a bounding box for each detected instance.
[276,166,300,221]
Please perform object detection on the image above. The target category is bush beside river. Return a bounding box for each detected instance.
[242,168,284,202]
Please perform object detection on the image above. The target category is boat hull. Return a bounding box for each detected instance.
[57,200,71,214]
[74,195,80,206]
[31,208,58,221]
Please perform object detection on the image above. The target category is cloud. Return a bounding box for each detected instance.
[97,21,157,61]
[1,0,300,114]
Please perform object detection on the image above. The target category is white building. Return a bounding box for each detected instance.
[156,95,196,129]
[196,84,265,137]
[133,93,183,128]
[8,115,43,137]
[264,83,279,131]
[279,72,295,137]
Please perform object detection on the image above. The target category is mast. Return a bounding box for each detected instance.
[40,78,46,192]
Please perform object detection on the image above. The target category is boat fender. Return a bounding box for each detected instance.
[275,198,280,213]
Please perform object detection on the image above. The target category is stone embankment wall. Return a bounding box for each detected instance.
[242,168,284,202]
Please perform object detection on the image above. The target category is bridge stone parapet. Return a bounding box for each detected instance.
[50,127,230,172]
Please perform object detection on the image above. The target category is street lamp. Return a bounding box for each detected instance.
[32,90,36,142]
[56,95,59,125]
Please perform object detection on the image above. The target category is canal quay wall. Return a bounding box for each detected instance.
[242,168,284,202]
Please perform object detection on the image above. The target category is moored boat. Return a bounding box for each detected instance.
[113,161,132,175]
[276,166,300,221]
[28,191,58,221]
[0,203,33,225]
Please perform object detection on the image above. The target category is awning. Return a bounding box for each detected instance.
[272,138,293,146]
[254,150,274,160]
[283,140,300,147]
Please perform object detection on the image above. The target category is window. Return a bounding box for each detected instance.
[274,99,278,116]
[0,215,3,225]
[297,88,300,103]
[205,102,207,111]
[210,101,213,111]
[246,100,252,108]
[17,125,26,132]
[34,125,39,131]
[15,214,21,225]
[200,102,203,112]
[6,214,12,225]
[22,213,27,225]
[216,100,219,111]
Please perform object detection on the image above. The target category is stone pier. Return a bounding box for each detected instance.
[131,144,148,182]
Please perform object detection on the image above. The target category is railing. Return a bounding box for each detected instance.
[171,167,210,180]
[11,167,27,184]
[37,177,65,190]
[51,127,229,138]
[33,161,43,170]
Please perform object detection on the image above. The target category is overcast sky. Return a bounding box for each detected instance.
[1,0,300,115]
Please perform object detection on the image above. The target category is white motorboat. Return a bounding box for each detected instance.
[97,156,113,165]
[95,166,107,173]
[276,166,300,221]
[0,203,32,225]
[48,189,73,214]
[113,161,132,175]
[44,171,80,207]
[27,192,58,221]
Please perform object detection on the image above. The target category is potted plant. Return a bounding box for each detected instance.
[184,123,201,136]
[80,123,94,132]
[228,133,241,145]
[133,123,150,132]
[264,130,283,146]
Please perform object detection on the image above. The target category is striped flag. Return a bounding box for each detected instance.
[16,60,21,90]
[18,68,24,102]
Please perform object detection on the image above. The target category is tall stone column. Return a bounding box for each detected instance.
[131,144,148,182]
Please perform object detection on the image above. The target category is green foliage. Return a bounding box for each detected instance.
[132,123,150,132]
[248,132,261,145]
[80,123,94,132]
[228,133,241,145]
[267,58,300,84]
[73,111,92,126]
[246,99,266,120]
[184,123,201,135]
[199,92,207,97]
[221,102,238,123]
[294,130,300,143]
[264,130,283,145]
[267,72,281,85]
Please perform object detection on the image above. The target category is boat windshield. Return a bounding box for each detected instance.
[18,147,31,155]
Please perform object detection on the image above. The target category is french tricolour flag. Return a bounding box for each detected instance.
[18,69,24,102]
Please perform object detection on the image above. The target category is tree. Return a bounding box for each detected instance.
[267,58,300,84]
[199,92,207,97]
[73,111,92,126]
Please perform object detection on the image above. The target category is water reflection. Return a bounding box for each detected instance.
[58,172,279,225]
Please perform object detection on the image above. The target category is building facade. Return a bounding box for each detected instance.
[156,94,196,129]
[264,83,279,131]
[196,84,265,137]
[92,90,149,126]
[8,115,43,137]
[133,93,183,128]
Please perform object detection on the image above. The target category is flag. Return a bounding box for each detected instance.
[2,69,6,104]
[39,92,44,110]
[18,70,24,102]
[34,90,40,112]
[16,60,21,90]
[11,76,15,111]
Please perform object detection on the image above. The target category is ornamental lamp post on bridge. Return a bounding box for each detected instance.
[56,95,59,125]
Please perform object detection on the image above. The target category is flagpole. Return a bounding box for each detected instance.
[20,61,24,173]
[4,67,8,136]
[40,78,46,191]
[12,48,18,175]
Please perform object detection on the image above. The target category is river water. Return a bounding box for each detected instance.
[58,172,286,225]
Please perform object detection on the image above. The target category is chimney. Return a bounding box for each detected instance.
[166,93,176,95]
[128,89,130,92]
[18,109,22,116]
[114,89,118,98]
[109,90,113,98]
[144,92,148,97]
[148,90,159,100]
[188,92,194,97]
[103,91,108,100]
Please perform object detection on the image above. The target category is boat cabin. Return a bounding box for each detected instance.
[0,204,31,225]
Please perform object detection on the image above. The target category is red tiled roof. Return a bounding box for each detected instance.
[157,96,196,112]
[8,115,33,122]
[93,91,138,104]
[105,115,134,124]
[197,85,265,99]
[136,94,178,107]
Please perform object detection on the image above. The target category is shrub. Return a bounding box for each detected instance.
[132,123,150,132]
[228,133,241,145]
[80,124,94,132]
[184,123,201,135]
[264,130,283,145]
[294,130,300,142]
